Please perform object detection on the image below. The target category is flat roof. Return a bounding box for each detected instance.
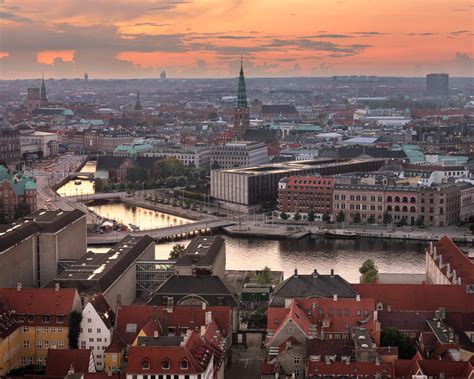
[175,236,224,268]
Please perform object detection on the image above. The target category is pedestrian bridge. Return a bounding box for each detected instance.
[87,218,235,245]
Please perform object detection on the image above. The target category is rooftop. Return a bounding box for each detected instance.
[175,236,224,268]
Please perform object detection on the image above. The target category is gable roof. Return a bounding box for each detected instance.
[89,293,115,329]
[45,349,93,376]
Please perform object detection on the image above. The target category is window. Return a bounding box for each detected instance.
[56,315,64,323]
[36,340,42,349]
[356,310,361,316]
[162,359,170,370]
[44,326,49,333]
[88,328,92,333]
[97,328,101,333]
[22,326,29,333]
[87,318,92,323]
[97,338,102,342]
[23,340,29,349]
[36,327,42,334]
[58,340,64,349]
[180,360,188,370]
[294,356,300,364]
[57,327,63,333]
[43,315,50,323]
[81,341,86,349]
[89,338,94,342]
[28,315,34,323]
[142,360,150,370]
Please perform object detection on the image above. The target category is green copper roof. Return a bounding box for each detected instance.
[0,165,37,195]
[237,58,248,108]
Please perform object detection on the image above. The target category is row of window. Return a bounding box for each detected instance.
[18,314,65,323]
[142,358,189,371]
[274,308,369,324]
[23,339,64,349]
[22,326,64,333]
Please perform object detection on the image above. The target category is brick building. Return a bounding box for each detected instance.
[419,184,461,227]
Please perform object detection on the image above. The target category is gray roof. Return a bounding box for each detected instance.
[270,271,357,307]
[175,236,224,268]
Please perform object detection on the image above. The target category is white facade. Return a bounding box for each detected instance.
[79,302,113,371]
[20,131,58,157]
[211,141,268,169]
[144,146,211,168]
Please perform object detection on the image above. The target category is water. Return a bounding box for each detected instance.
[90,230,426,283]
[89,202,192,230]
[56,161,97,197]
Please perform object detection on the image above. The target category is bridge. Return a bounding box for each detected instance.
[87,218,236,245]
[61,191,126,201]
[67,172,95,179]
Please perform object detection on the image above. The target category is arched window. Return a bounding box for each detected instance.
[387,196,393,202]
[387,205,393,212]
[142,360,150,370]
[402,197,408,203]
[162,359,170,370]
[180,360,189,370]
[410,206,416,212]
[410,197,416,203]
[402,206,408,212]
[395,196,400,202]
[395,206,400,212]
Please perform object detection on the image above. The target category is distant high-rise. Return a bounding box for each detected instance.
[234,57,250,136]
[160,70,167,81]
[426,73,449,96]
[134,91,143,111]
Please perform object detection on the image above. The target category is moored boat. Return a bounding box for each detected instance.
[324,230,359,239]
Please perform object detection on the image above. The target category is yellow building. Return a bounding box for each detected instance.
[0,297,21,375]
[0,286,81,371]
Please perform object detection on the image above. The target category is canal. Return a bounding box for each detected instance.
[58,160,427,282]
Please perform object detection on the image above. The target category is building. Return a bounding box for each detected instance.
[0,118,21,163]
[83,128,134,153]
[0,286,82,368]
[143,144,211,168]
[50,235,155,309]
[0,166,37,223]
[419,184,461,227]
[78,294,115,371]
[278,176,335,218]
[0,209,86,287]
[425,236,474,285]
[19,130,59,158]
[234,58,250,137]
[112,142,154,157]
[0,296,20,375]
[174,235,226,279]
[460,183,474,222]
[353,108,411,127]
[210,159,385,213]
[211,141,268,169]
[45,349,96,376]
[25,77,47,113]
[427,73,449,96]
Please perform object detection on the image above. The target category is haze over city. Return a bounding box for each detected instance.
[0,0,473,78]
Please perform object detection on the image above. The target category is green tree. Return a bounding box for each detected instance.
[94,178,104,192]
[165,176,177,188]
[322,212,331,222]
[383,212,392,224]
[68,310,83,349]
[359,259,378,283]
[126,166,148,183]
[336,211,345,223]
[169,243,186,259]
[176,176,187,187]
[14,201,31,220]
[293,212,301,221]
[415,216,424,227]
[353,212,361,223]
[381,327,417,359]
[256,266,272,284]
[307,210,316,222]
[367,215,375,224]
[280,212,289,220]
[398,217,408,227]
[154,157,186,179]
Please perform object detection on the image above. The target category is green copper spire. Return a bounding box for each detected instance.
[237,57,247,108]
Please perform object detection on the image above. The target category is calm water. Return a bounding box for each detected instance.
[56,161,97,197]
[90,232,426,283]
[89,202,192,230]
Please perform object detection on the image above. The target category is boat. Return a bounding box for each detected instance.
[324,230,359,239]
[128,223,140,231]
[74,180,82,185]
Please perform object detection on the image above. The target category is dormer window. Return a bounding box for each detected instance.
[43,315,50,323]
[162,359,170,370]
[180,360,188,370]
[141,359,150,370]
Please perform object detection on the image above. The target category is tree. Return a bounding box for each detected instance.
[415,216,424,227]
[14,201,31,220]
[381,327,417,359]
[367,215,375,224]
[256,266,272,284]
[383,212,392,225]
[280,212,289,220]
[470,223,474,235]
[336,211,345,223]
[307,210,316,222]
[176,176,187,187]
[126,166,148,183]
[68,310,83,349]
[165,176,177,188]
[169,243,186,259]
[353,212,361,223]
[211,161,221,170]
[398,217,408,227]
[154,157,186,179]
[293,212,301,221]
[94,178,105,192]
[359,259,378,283]
[322,212,331,222]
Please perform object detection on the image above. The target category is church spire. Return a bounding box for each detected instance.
[237,56,247,108]
[40,73,47,101]
[134,90,142,111]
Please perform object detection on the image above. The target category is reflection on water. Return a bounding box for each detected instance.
[90,234,426,283]
[57,161,97,197]
[88,202,192,230]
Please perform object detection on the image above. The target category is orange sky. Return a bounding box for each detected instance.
[0,0,473,78]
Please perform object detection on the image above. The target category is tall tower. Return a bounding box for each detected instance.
[134,91,143,111]
[40,74,48,105]
[234,57,250,138]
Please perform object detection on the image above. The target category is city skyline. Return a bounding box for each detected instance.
[0,0,473,79]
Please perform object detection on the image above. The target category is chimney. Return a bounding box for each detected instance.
[200,325,206,336]
[116,294,122,310]
[375,356,380,366]
[205,311,212,326]
[387,305,391,312]
[388,346,391,353]
[330,269,334,277]
[67,364,75,375]
[294,268,298,278]
[312,269,318,278]
[202,302,207,310]
[55,282,60,292]
[153,330,158,338]
[333,294,337,301]
[356,293,361,302]
[16,282,22,292]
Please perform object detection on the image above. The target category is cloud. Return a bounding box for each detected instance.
[406,32,437,36]
[448,30,470,35]
[351,31,389,36]
[455,52,474,75]
[303,34,353,39]
[0,10,31,22]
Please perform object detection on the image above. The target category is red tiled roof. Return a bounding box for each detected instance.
[352,284,474,312]
[45,349,93,376]
[0,288,79,325]
[308,361,393,376]
[89,293,115,329]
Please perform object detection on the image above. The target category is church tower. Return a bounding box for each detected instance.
[234,57,250,137]
[40,74,48,106]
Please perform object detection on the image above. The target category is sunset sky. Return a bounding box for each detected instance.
[0,0,473,78]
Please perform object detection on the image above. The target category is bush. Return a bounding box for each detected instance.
[280,212,289,220]
[293,213,302,221]
[68,310,83,349]
[307,210,316,222]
